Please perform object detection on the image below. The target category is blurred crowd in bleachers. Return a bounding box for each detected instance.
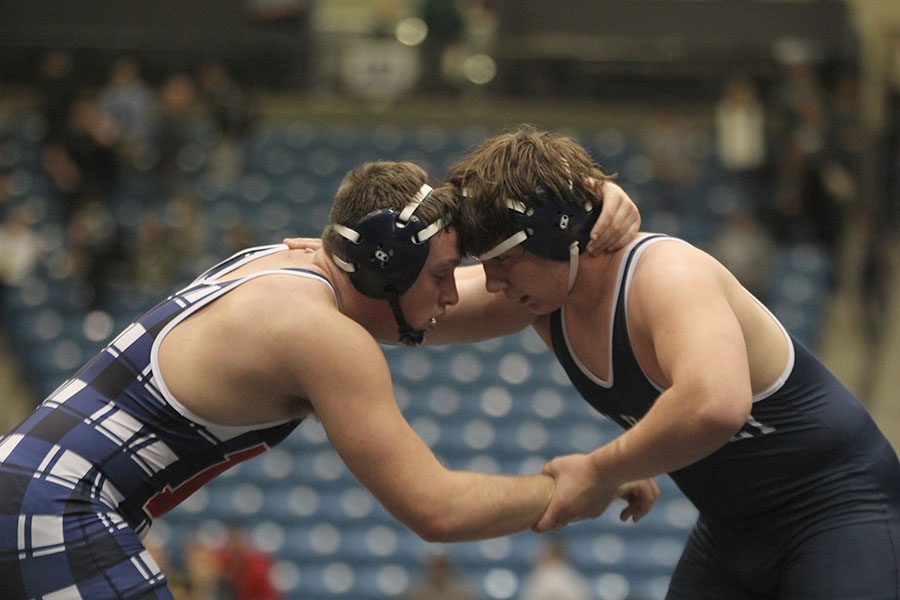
[2,46,874,310]
[29,48,255,292]
[0,24,896,597]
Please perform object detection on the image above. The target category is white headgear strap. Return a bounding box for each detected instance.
[474,197,582,293]
[475,199,531,261]
[331,184,444,271]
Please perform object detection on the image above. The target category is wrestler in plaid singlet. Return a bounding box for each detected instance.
[0,245,326,599]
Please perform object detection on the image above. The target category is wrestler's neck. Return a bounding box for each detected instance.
[564,248,622,315]
[308,248,395,337]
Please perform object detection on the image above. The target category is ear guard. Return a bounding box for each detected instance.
[331,184,446,346]
[477,187,600,262]
[331,185,444,298]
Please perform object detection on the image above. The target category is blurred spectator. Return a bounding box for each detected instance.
[888,38,900,230]
[164,191,211,276]
[773,60,827,156]
[645,108,701,186]
[155,73,198,188]
[133,211,183,293]
[67,199,124,308]
[766,62,848,262]
[42,96,121,219]
[404,551,477,600]
[215,524,282,600]
[856,208,894,405]
[183,537,225,600]
[827,71,864,176]
[341,26,421,102]
[715,74,767,202]
[197,62,253,141]
[644,109,702,215]
[819,70,863,216]
[861,218,894,350]
[129,192,209,294]
[99,56,156,160]
[197,62,252,186]
[40,94,124,307]
[0,205,43,287]
[36,49,79,144]
[520,540,591,600]
[710,206,778,300]
[793,94,847,259]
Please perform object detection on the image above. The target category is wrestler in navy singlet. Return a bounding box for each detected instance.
[550,235,900,599]
[0,245,326,599]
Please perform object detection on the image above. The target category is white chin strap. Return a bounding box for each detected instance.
[474,197,583,293]
[567,241,580,293]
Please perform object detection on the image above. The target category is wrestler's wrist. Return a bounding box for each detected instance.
[539,472,556,507]
[588,441,629,489]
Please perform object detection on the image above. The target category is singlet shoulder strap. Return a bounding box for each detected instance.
[555,234,672,384]
[550,234,669,367]
[190,244,288,284]
[271,267,340,309]
[149,266,338,434]
[619,234,670,280]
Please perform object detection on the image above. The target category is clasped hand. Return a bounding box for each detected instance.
[534,453,659,533]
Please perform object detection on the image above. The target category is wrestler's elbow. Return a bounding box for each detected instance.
[405,508,462,543]
[693,384,752,442]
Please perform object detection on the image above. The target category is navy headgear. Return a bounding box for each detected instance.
[475,186,599,293]
[476,187,599,262]
[331,184,447,345]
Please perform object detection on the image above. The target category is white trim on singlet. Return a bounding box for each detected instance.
[561,235,795,402]
[746,293,795,402]
[150,256,338,437]
[620,236,688,394]
[180,244,288,292]
[192,243,339,307]
[559,235,648,389]
[195,243,289,283]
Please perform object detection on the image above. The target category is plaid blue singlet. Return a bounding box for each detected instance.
[0,245,329,599]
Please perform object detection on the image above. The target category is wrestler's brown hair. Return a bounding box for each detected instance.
[323,161,458,259]
[447,125,612,258]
